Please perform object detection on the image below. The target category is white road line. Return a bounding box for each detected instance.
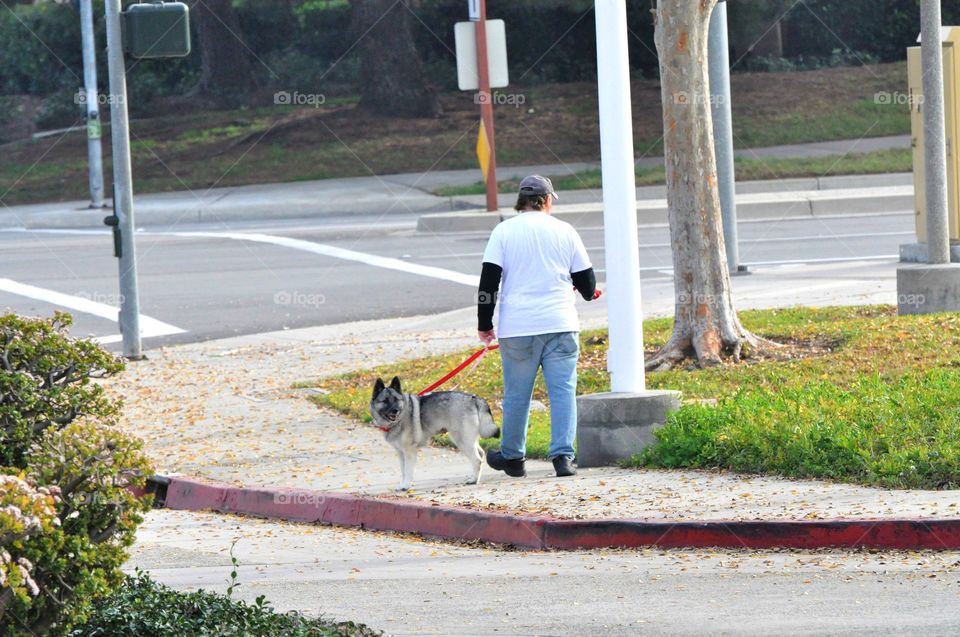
[2,228,897,287]
[411,231,914,260]
[594,254,899,276]
[0,278,185,343]
[155,230,481,287]
[742,254,899,267]
[738,281,878,301]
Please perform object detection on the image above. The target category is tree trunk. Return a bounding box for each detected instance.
[351,0,442,118]
[647,0,772,370]
[193,0,257,99]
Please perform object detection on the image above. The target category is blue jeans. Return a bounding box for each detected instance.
[498,332,579,460]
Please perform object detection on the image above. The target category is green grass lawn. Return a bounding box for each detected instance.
[307,306,960,489]
[433,148,913,197]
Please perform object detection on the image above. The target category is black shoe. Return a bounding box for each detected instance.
[486,449,526,477]
[552,455,577,477]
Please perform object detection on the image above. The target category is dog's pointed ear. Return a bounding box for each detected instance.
[390,376,402,393]
[373,377,385,401]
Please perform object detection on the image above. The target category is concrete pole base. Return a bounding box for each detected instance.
[576,390,682,468]
[896,264,960,314]
[899,243,960,264]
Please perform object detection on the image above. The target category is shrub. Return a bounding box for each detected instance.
[0,313,152,636]
[264,47,343,96]
[34,84,83,131]
[73,571,381,637]
[0,475,60,618]
[0,312,124,468]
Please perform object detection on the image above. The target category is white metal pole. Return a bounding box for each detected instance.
[104,0,143,358]
[79,0,105,208]
[708,0,741,273]
[921,0,950,264]
[595,0,645,393]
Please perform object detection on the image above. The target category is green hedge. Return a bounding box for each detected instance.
[72,571,381,637]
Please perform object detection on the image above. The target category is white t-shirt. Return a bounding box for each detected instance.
[481,212,592,338]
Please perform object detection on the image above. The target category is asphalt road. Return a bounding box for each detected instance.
[132,510,960,637]
[0,211,912,348]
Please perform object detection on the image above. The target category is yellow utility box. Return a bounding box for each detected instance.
[908,27,960,243]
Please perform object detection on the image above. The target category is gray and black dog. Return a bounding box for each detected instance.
[370,376,500,490]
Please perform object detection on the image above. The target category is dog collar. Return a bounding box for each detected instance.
[378,425,392,433]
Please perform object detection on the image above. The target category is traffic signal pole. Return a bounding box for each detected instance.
[104,0,143,358]
[474,0,498,212]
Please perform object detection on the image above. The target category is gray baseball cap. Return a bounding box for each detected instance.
[518,174,559,200]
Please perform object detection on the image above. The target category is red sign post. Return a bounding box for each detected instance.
[473,0,498,212]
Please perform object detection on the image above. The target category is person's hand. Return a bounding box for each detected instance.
[573,286,604,301]
[478,329,496,346]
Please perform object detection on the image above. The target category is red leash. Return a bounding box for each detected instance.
[418,344,499,396]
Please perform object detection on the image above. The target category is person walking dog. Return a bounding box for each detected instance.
[477,175,602,478]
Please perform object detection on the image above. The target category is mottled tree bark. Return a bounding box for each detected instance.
[351,0,442,118]
[648,0,773,370]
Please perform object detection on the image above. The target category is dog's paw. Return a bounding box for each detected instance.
[396,485,412,492]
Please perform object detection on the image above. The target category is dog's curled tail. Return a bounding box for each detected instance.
[476,397,500,439]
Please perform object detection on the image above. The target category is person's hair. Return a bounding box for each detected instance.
[514,193,550,211]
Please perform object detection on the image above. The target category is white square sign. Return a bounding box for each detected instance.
[454,19,509,91]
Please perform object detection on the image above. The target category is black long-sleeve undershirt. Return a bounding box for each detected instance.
[477,262,502,331]
[571,268,597,301]
[477,263,598,331]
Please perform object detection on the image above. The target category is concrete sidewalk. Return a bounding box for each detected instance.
[419,180,915,233]
[106,257,959,534]
[6,135,910,229]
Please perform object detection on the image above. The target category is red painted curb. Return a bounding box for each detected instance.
[153,476,960,551]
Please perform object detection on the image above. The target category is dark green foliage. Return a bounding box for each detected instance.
[0,2,81,95]
[782,0,960,63]
[34,83,84,130]
[71,571,382,637]
[0,313,152,636]
[0,0,943,106]
[0,312,124,468]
